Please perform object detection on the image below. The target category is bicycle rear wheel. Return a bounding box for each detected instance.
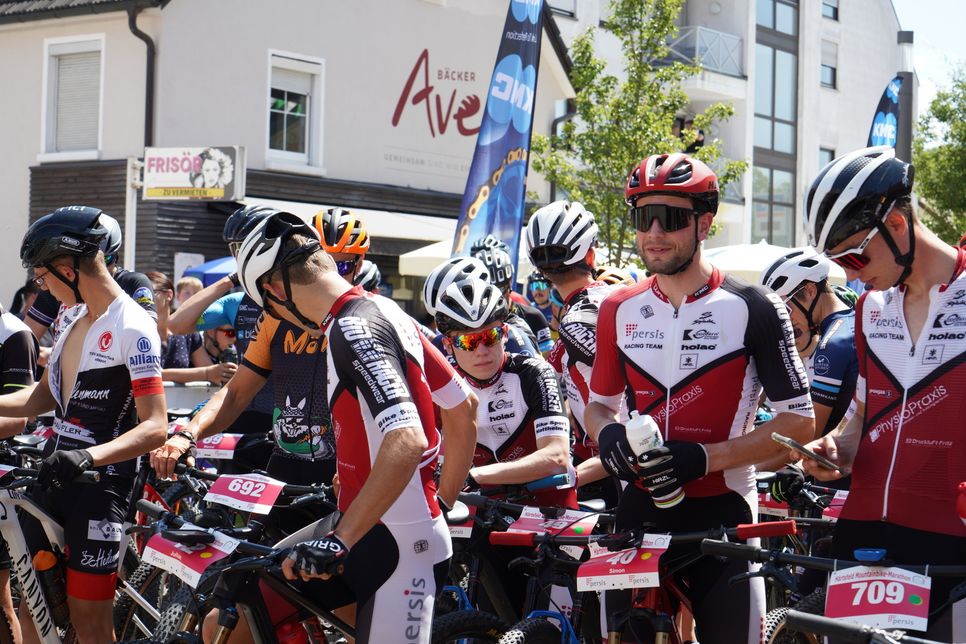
[764,588,825,644]
[432,609,508,643]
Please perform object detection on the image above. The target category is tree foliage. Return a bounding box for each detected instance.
[913,66,966,244]
[529,0,746,266]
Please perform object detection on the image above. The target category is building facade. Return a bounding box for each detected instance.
[0,0,573,307]
[552,0,912,248]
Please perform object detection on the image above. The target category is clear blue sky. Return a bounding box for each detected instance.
[891,0,966,117]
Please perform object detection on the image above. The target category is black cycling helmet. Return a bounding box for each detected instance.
[21,205,109,303]
[224,204,278,254]
[99,213,122,263]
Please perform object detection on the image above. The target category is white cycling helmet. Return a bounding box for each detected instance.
[526,200,598,272]
[237,212,321,328]
[760,249,831,298]
[422,257,490,316]
[472,247,514,290]
[435,277,509,335]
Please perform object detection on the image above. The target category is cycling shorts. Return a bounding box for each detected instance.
[25,476,131,601]
[277,519,449,643]
[606,486,765,644]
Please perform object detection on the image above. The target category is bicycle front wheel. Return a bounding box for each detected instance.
[432,609,508,643]
[498,617,561,644]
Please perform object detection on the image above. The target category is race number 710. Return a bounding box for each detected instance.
[227,478,266,497]
[851,580,904,606]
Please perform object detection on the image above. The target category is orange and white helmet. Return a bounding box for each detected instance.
[311,207,370,255]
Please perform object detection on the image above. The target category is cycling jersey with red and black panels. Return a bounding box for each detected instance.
[844,247,966,538]
[553,281,620,461]
[47,295,164,477]
[465,353,576,507]
[322,287,448,523]
[589,268,813,500]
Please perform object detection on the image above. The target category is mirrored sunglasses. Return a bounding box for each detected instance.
[824,226,880,270]
[449,326,506,351]
[336,259,358,276]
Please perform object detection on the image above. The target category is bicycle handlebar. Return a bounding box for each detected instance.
[700,540,966,576]
[785,610,940,643]
[490,520,797,549]
[3,467,100,484]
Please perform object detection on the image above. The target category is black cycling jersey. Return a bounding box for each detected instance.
[512,301,553,354]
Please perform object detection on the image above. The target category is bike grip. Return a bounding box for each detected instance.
[136,498,166,520]
[736,520,797,539]
[77,470,100,484]
[489,531,535,547]
[784,610,868,642]
[699,539,762,561]
[525,473,570,491]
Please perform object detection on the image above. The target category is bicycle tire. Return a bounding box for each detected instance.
[765,589,825,644]
[498,617,561,644]
[151,561,225,642]
[113,560,191,641]
[431,609,508,643]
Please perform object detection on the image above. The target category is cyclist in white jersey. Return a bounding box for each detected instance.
[0,206,167,644]
[235,212,457,643]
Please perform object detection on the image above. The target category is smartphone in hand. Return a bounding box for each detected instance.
[771,432,844,474]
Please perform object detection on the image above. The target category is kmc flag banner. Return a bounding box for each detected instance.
[867,76,903,148]
[452,0,545,270]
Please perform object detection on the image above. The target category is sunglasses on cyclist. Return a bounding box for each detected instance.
[530,280,550,291]
[824,226,880,270]
[216,327,237,338]
[448,326,506,352]
[335,259,358,276]
[629,204,698,233]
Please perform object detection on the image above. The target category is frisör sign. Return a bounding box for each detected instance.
[143,146,246,201]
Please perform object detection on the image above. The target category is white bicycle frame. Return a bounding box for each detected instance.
[0,485,160,643]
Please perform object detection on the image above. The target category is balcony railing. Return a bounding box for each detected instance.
[655,26,744,78]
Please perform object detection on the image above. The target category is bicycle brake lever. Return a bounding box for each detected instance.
[507,554,541,574]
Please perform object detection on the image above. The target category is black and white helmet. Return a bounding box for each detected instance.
[761,249,831,298]
[473,247,514,289]
[526,200,598,271]
[435,277,509,335]
[99,213,122,261]
[353,259,382,292]
[237,211,320,308]
[422,257,490,316]
[805,146,914,253]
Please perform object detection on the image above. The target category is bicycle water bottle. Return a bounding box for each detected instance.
[274,617,309,643]
[220,345,239,365]
[32,550,70,628]
[625,410,685,509]
[958,481,966,528]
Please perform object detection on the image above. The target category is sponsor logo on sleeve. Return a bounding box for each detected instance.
[88,519,123,542]
[813,354,831,376]
[136,336,152,352]
[132,286,153,306]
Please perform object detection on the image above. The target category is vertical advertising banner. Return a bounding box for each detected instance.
[867,76,903,148]
[452,0,545,270]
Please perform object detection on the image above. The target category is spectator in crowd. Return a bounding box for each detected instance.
[175,275,204,309]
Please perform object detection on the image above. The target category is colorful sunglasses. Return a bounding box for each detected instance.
[629,204,697,233]
[824,226,880,270]
[448,326,506,351]
[335,259,359,276]
[217,327,237,338]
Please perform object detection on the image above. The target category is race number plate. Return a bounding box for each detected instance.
[204,473,285,514]
[825,565,931,632]
[507,506,599,537]
[576,534,670,591]
[448,505,477,539]
[195,433,243,460]
[821,490,848,522]
[142,526,239,588]
[757,492,790,518]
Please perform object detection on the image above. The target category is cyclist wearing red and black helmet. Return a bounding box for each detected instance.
[585,153,814,644]
[801,147,966,641]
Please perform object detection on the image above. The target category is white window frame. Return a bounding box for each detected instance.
[266,50,325,176]
[38,33,105,163]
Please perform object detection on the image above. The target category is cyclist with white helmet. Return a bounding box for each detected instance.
[423,257,541,357]
[233,212,459,643]
[434,276,573,506]
[801,147,966,640]
[471,240,553,356]
[526,200,620,502]
[353,259,382,293]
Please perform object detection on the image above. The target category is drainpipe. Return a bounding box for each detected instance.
[127,3,156,147]
[549,98,576,202]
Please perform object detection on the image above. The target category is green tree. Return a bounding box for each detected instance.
[913,66,966,244]
[529,0,746,267]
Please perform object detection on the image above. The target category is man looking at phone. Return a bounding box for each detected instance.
[802,147,966,641]
[585,154,814,644]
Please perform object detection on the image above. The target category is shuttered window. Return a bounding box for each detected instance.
[44,37,103,156]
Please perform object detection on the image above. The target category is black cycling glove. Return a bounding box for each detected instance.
[288,533,350,577]
[38,449,93,488]
[638,441,708,494]
[597,423,641,482]
[770,465,805,503]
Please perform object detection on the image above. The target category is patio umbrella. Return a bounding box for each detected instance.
[183,256,237,287]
